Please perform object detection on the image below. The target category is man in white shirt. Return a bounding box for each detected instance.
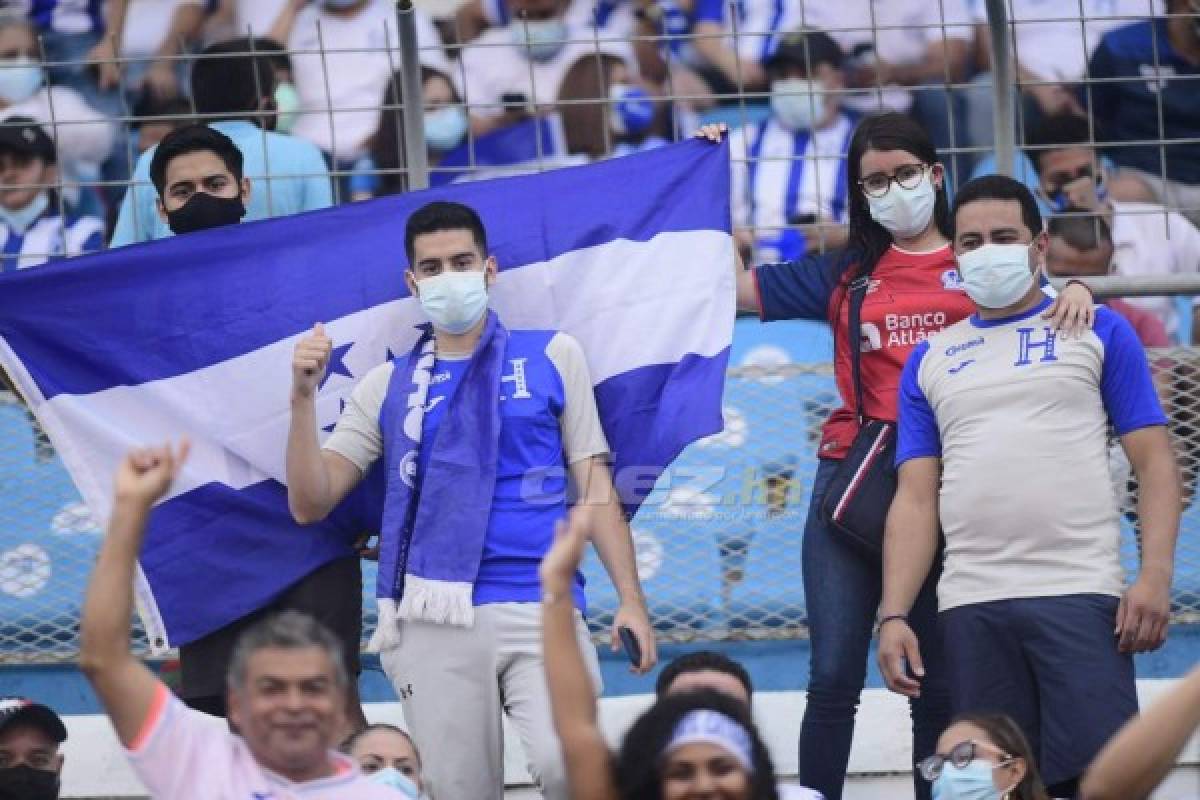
[1027,112,1200,342]
[278,0,450,164]
[459,0,632,135]
[78,441,400,800]
[964,0,1156,154]
[878,174,1180,798]
[798,0,973,177]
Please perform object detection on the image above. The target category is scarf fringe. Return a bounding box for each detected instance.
[397,574,475,627]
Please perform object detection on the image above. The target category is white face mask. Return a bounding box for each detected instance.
[956,242,1037,310]
[511,18,568,62]
[416,269,489,334]
[867,170,936,239]
[769,78,825,131]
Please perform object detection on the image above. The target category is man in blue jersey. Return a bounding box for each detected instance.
[111,37,332,247]
[1089,0,1200,228]
[286,200,656,800]
[877,174,1181,798]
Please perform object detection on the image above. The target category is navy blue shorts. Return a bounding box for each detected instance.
[940,594,1137,788]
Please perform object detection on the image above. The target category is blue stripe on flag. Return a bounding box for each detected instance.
[0,140,730,400]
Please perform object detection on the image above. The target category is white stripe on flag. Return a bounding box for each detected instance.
[28,229,734,510]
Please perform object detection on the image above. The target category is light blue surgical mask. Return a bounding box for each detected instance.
[416,269,489,334]
[956,242,1037,310]
[932,759,1008,800]
[511,18,568,62]
[769,78,824,131]
[368,766,419,797]
[0,57,43,104]
[273,82,300,133]
[0,191,49,235]
[424,106,467,152]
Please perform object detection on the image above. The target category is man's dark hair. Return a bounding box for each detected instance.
[131,90,194,129]
[953,175,1044,239]
[1048,213,1113,252]
[191,38,277,120]
[654,650,754,699]
[149,124,244,195]
[766,28,843,74]
[1026,113,1093,170]
[404,201,489,264]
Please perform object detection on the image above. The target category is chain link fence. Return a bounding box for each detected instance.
[4,338,1200,662]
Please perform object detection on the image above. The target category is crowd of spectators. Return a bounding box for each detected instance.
[0,0,1195,338]
[2,2,1200,799]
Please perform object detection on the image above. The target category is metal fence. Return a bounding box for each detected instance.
[4,339,1200,663]
[1,1,1199,661]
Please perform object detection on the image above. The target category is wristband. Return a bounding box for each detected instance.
[877,613,908,629]
[1064,278,1095,301]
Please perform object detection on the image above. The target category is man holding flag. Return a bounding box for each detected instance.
[286,200,657,800]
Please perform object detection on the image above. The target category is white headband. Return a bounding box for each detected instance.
[663,710,755,773]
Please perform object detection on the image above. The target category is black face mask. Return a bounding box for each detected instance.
[0,765,60,800]
[166,191,246,235]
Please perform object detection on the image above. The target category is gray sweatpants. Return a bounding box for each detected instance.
[379,602,602,800]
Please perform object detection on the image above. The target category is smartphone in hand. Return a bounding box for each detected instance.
[619,626,642,667]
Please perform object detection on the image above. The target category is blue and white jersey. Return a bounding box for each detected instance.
[326,329,610,610]
[897,296,1166,611]
[0,203,103,271]
[18,0,105,35]
[693,0,808,65]
[729,112,854,262]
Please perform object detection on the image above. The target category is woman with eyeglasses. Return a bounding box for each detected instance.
[698,112,1095,800]
[923,714,1050,800]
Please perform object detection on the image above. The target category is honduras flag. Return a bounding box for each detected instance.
[0,140,734,651]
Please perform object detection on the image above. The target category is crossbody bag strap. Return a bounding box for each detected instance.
[847,271,871,427]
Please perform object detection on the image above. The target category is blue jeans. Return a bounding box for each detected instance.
[798,458,950,800]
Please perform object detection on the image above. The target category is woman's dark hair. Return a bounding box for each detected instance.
[944,713,1051,800]
[844,112,951,278]
[371,67,460,196]
[615,689,779,800]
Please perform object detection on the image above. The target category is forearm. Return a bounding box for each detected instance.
[152,4,206,59]
[692,26,763,91]
[584,485,643,605]
[1135,447,1181,582]
[541,590,616,800]
[267,1,303,46]
[79,498,146,670]
[286,396,335,523]
[1081,665,1200,800]
[879,497,939,616]
[106,0,131,52]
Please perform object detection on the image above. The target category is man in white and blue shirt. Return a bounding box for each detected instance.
[286,201,654,800]
[110,37,331,247]
[0,117,103,270]
[728,30,854,262]
[877,175,1180,798]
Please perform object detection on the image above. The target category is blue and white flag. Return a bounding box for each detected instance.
[0,140,734,650]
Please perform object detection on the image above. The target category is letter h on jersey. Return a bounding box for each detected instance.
[1014,327,1058,367]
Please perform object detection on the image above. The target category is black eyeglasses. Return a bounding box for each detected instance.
[917,741,1013,782]
[858,163,928,198]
